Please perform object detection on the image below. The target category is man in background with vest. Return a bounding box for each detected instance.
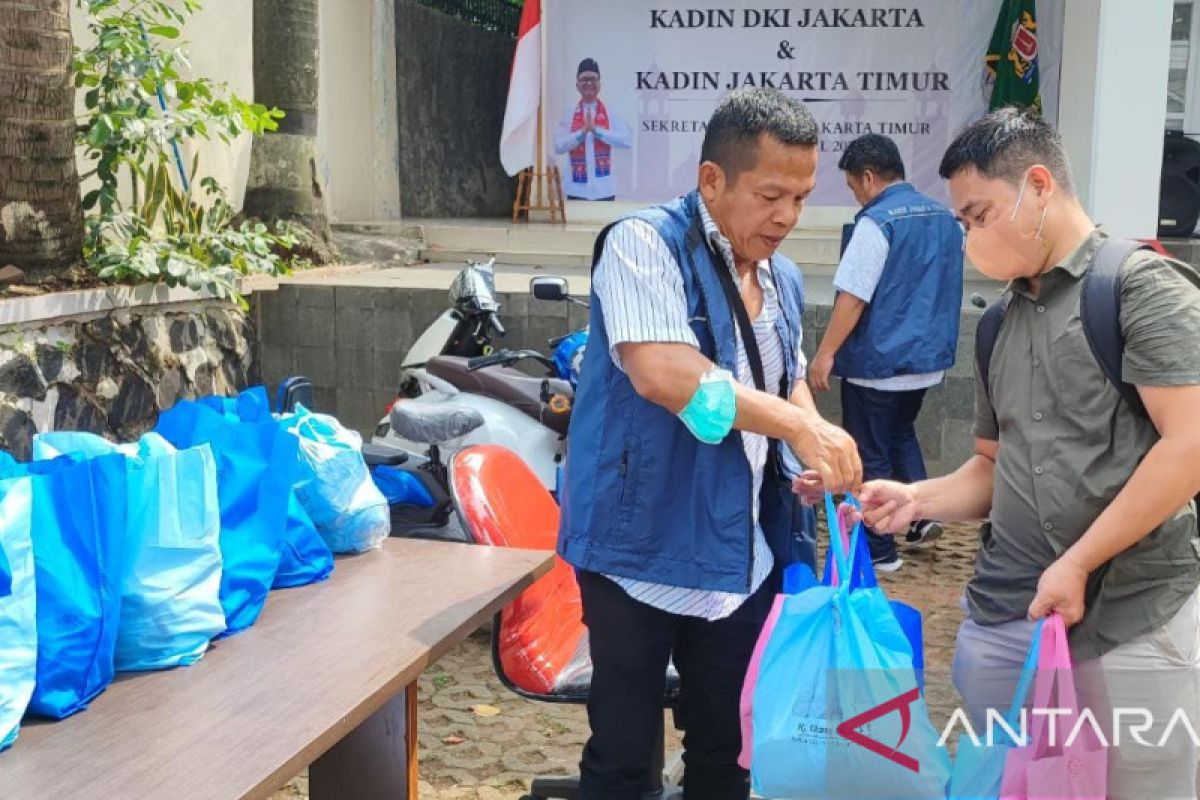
[554,58,632,201]
[855,108,1200,798]
[558,88,861,799]
[807,134,964,571]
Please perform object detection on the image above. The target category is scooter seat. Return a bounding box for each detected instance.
[427,356,574,437]
[389,393,485,445]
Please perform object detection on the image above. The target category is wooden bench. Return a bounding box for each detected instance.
[0,538,553,799]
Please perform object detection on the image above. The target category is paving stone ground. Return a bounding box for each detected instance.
[273,523,980,800]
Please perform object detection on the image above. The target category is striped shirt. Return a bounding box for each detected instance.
[591,200,805,621]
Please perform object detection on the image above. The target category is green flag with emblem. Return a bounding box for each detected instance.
[986,0,1042,114]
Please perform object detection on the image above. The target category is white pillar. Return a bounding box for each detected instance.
[1058,0,1172,238]
[318,0,402,222]
[371,0,402,220]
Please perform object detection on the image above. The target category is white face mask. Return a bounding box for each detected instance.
[964,172,1048,280]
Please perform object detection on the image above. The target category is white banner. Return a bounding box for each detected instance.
[545,0,1063,207]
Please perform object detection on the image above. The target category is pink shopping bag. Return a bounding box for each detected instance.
[738,592,785,770]
[1000,613,1106,799]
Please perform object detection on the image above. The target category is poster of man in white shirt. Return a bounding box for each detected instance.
[554,58,632,201]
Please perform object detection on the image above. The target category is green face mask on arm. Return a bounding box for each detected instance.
[677,367,737,445]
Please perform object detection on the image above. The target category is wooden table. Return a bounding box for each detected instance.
[0,538,553,799]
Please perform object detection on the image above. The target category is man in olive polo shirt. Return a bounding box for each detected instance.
[856,109,1200,797]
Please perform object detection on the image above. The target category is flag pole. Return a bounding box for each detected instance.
[509,0,564,224]
[536,102,544,208]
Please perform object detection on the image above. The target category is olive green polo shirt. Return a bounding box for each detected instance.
[970,228,1200,660]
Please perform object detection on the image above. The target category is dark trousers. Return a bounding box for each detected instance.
[840,380,929,561]
[576,569,778,800]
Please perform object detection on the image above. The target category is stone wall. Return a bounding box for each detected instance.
[257,282,980,475]
[0,301,258,459]
[393,0,517,218]
[256,282,590,437]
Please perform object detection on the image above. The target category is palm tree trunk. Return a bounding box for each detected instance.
[244,0,332,247]
[0,0,84,277]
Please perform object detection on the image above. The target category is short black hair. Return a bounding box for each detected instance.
[577,58,599,76]
[837,134,906,181]
[700,88,818,182]
[939,107,1074,193]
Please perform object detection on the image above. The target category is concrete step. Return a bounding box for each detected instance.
[416,219,845,272]
[420,247,593,270]
[335,218,1005,279]
[332,226,424,266]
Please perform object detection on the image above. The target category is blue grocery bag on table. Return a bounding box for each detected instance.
[282,404,390,554]
[33,431,226,671]
[745,494,950,799]
[0,451,126,719]
[155,398,297,633]
[0,478,37,750]
[197,387,335,586]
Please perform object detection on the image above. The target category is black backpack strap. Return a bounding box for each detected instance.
[975,292,1012,401]
[590,220,621,272]
[1080,238,1149,418]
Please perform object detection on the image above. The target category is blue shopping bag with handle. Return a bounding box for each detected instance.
[809,498,926,692]
[749,494,950,799]
[948,619,1045,800]
[0,452,127,719]
[197,385,272,423]
[155,399,296,633]
[197,388,335,585]
[0,478,37,750]
[33,431,226,671]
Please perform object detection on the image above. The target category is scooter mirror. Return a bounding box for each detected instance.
[530,276,569,302]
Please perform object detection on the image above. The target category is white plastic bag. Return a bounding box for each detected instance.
[284,405,390,553]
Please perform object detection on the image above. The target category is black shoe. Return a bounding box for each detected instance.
[905,519,944,546]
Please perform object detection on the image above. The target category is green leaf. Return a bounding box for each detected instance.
[87,115,113,147]
[165,254,190,278]
[82,189,101,211]
[147,25,180,39]
[143,162,167,227]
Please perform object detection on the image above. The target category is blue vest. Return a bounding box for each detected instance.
[557,191,813,593]
[833,182,964,380]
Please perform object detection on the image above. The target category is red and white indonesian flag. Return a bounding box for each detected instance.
[499,0,541,176]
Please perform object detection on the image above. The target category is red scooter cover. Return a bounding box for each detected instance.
[451,446,591,696]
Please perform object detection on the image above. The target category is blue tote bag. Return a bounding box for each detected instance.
[0,452,127,719]
[0,478,37,750]
[197,388,334,586]
[155,399,295,634]
[33,432,226,671]
[117,436,225,668]
[947,620,1045,800]
[275,492,335,588]
[811,498,926,692]
[749,494,951,799]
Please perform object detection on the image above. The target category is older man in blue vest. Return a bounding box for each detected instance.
[807,133,964,572]
[558,88,861,800]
